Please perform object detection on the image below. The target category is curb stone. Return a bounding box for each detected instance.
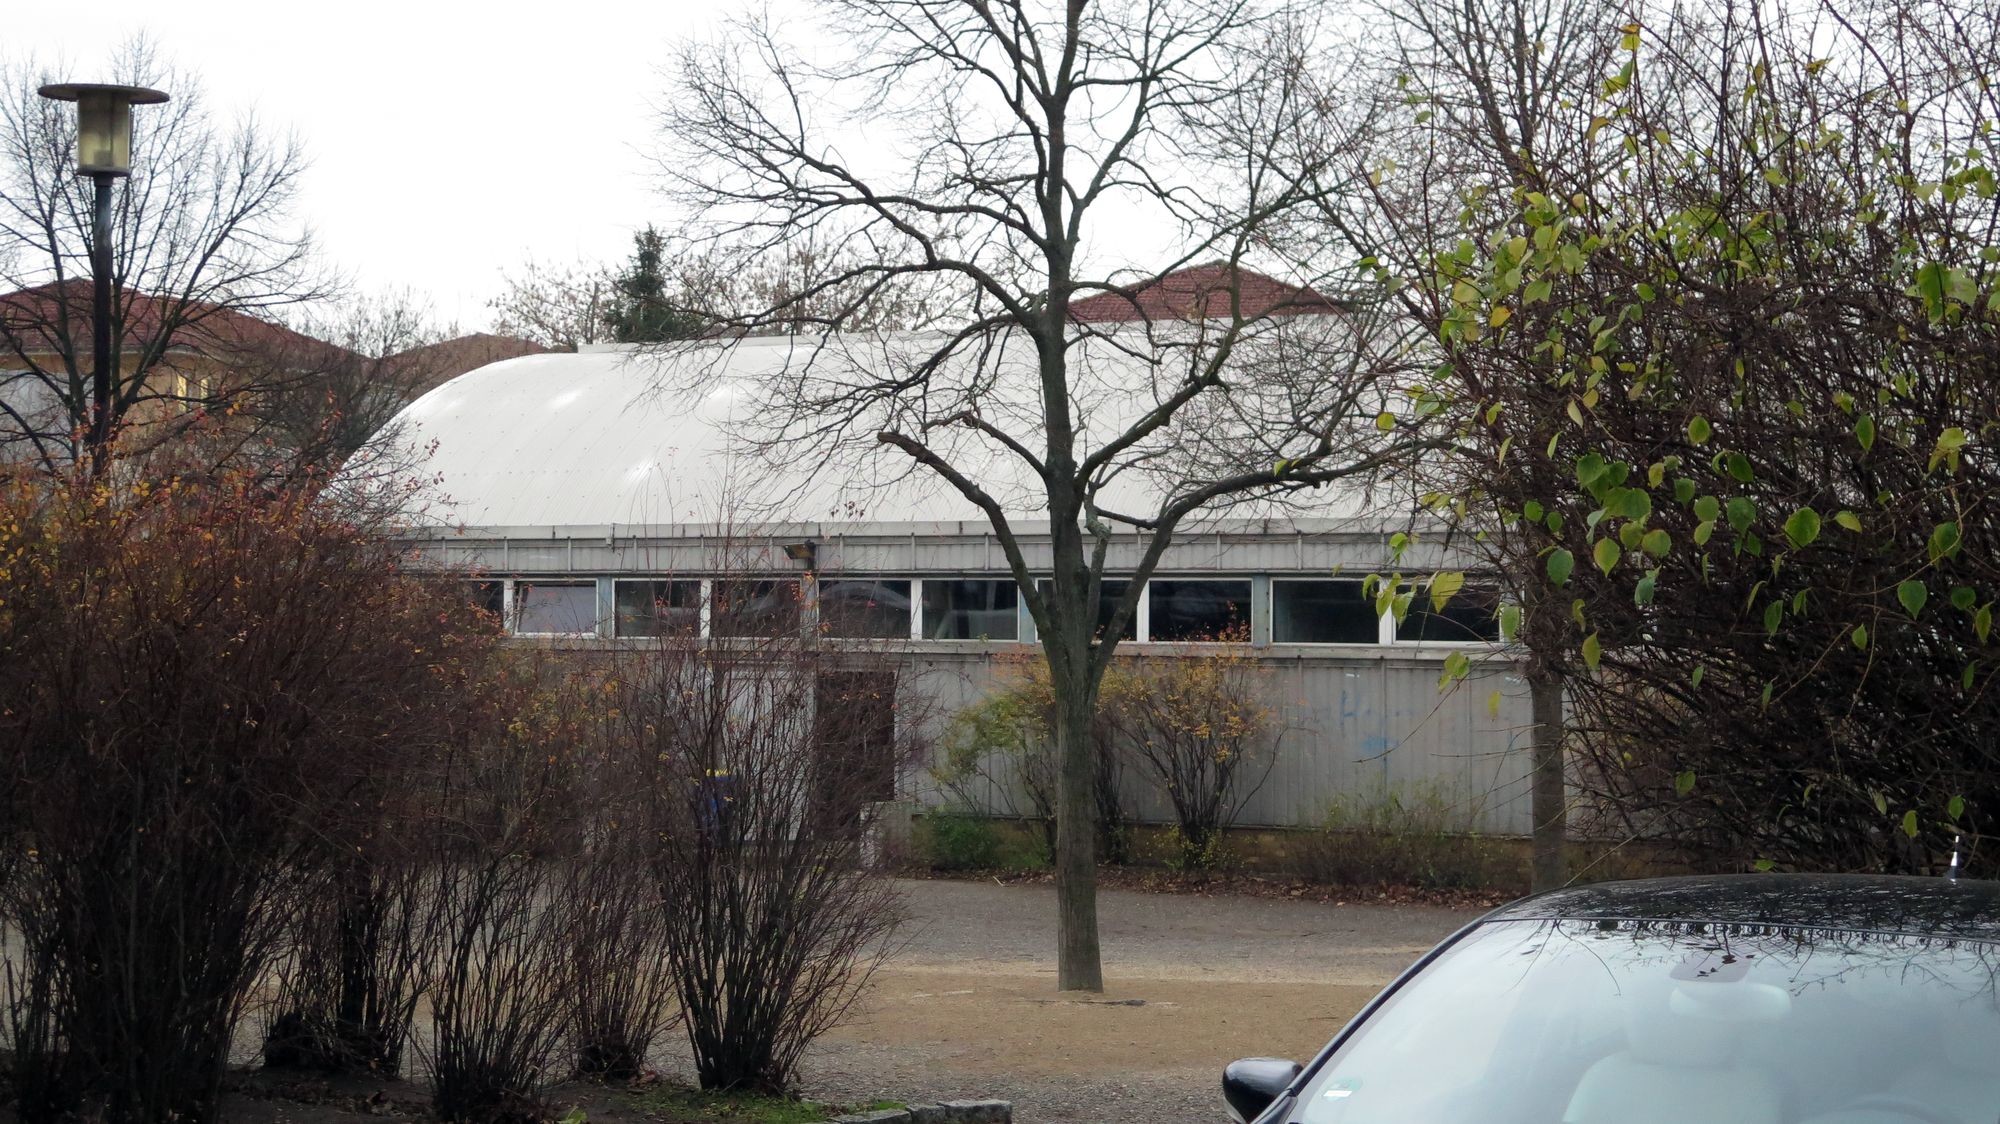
[836,1102,1011,1124]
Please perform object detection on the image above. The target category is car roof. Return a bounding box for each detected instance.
[1484,873,2000,940]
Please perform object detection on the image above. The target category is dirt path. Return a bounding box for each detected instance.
[672,879,1485,1123]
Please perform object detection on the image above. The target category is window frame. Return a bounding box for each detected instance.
[1142,577,1255,644]
[914,576,1022,642]
[816,576,917,640]
[612,577,704,639]
[508,578,602,637]
[1269,576,1389,646]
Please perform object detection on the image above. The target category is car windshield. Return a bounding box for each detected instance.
[1294,917,2000,1124]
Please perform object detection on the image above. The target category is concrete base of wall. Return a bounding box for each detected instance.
[910,812,1688,893]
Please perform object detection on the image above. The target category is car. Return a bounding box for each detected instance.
[1222,874,2000,1124]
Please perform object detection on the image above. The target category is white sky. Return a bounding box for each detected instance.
[9,0,729,331]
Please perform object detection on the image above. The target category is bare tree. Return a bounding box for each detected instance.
[488,256,614,352]
[0,41,323,472]
[659,0,1433,989]
[1299,0,1624,890]
[242,291,453,470]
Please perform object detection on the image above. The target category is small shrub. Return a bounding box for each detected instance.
[920,807,1005,870]
[1295,787,1520,892]
[1100,640,1277,873]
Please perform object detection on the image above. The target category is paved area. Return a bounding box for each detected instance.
[791,879,1480,1123]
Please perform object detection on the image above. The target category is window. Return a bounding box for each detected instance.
[465,580,504,618]
[1398,583,1502,643]
[614,579,701,637]
[1148,579,1252,642]
[922,579,1019,640]
[1036,578,1135,641]
[819,579,913,639]
[1273,579,1379,644]
[712,578,801,638]
[512,580,598,635]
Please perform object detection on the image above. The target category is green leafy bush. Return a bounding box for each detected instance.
[1294,786,1521,892]
[918,807,1005,870]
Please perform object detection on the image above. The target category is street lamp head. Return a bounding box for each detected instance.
[37,83,169,177]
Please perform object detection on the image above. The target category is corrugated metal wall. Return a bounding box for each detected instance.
[897,650,1534,836]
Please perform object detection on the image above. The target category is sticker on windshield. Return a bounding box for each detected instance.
[1321,1078,1361,1100]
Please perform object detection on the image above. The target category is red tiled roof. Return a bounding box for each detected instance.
[384,333,550,397]
[0,281,351,364]
[1068,263,1345,323]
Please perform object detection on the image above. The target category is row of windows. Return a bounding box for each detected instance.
[475,576,1503,646]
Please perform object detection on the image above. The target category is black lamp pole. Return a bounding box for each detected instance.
[36,82,169,473]
[89,170,114,464]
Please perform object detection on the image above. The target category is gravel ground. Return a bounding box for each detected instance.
[656,878,1483,1124]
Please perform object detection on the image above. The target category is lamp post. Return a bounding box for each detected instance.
[36,82,169,472]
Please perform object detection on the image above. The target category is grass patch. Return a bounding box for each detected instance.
[632,1085,904,1124]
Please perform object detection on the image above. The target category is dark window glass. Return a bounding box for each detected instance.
[1148,579,1252,641]
[513,581,597,634]
[819,579,912,639]
[921,579,1019,640]
[1398,583,1502,642]
[466,580,504,617]
[712,579,801,637]
[1037,578,1135,641]
[1272,579,1379,644]
[614,579,701,637]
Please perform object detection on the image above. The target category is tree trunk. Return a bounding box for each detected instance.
[1529,665,1567,892]
[1051,663,1103,992]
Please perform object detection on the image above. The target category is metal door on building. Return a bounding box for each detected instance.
[810,671,898,837]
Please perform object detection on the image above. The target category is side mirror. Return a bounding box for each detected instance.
[1223,1057,1302,1124]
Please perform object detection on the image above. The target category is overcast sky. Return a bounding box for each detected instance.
[11,0,723,332]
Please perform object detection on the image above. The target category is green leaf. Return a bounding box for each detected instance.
[1753,858,1776,872]
[1547,549,1575,586]
[1950,795,1966,821]
[1967,662,1981,690]
[1688,416,1713,444]
[1852,624,1869,650]
[1930,522,1963,562]
[1581,632,1602,670]
[1902,809,1920,839]
[1439,650,1471,687]
[1389,532,1410,561]
[1915,261,1949,318]
[1855,415,1876,452]
[1499,603,1523,641]
[1726,452,1755,482]
[1763,600,1784,635]
[1376,411,1398,431]
[1429,570,1466,611]
[1674,770,1696,797]
[1487,689,1502,718]
[1784,507,1822,548]
[1979,605,1994,644]
[1693,495,1720,522]
[1641,529,1671,557]
[1523,500,1544,522]
[1694,520,1716,546]
[1635,573,1657,605]
[1873,790,1889,816]
[1952,586,1977,611]
[1673,478,1696,504]
[1726,496,1756,532]
[1690,665,1705,689]
[1898,580,1929,618]
[1931,426,1969,472]
[1593,538,1622,575]
[1835,510,1863,532]
[1603,487,1652,521]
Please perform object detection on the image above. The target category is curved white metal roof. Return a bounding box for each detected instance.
[381,338,1037,529]
[377,326,1389,533]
